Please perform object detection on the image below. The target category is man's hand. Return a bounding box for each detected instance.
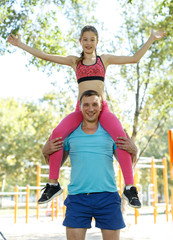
[42,137,63,164]
[115,133,138,166]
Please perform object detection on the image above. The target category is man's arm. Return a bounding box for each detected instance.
[61,151,69,167]
[42,137,70,167]
[115,133,138,166]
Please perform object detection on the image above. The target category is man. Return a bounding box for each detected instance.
[42,132,138,166]
[42,90,140,240]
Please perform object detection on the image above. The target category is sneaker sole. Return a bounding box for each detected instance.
[38,189,63,205]
[122,193,141,209]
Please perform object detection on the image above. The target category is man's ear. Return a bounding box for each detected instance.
[79,103,82,111]
[99,97,102,111]
[100,102,102,112]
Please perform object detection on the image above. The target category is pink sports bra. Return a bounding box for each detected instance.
[76,56,105,84]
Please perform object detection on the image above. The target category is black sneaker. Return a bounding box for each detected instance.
[122,186,141,208]
[38,183,63,204]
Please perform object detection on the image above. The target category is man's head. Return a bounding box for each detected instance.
[79,90,102,123]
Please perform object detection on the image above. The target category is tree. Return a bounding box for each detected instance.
[1,0,172,192]
[155,0,173,67]
[106,0,173,159]
[103,1,173,202]
[0,0,63,53]
[1,0,98,70]
[0,91,74,191]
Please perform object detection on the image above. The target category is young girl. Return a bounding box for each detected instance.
[8,25,165,208]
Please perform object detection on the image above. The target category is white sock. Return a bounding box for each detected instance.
[48,182,59,186]
[125,185,134,190]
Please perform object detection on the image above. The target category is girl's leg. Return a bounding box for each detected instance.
[99,101,134,185]
[38,102,83,204]
[49,101,83,179]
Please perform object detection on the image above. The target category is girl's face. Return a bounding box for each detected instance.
[80,31,98,54]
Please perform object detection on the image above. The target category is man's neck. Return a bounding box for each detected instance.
[81,121,99,134]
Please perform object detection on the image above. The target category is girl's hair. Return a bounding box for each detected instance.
[76,25,98,65]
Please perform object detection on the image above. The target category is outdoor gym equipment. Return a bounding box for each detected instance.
[168,130,173,220]
[136,157,170,223]
[118,156,170,224]
[36,165,67,220]
[0,186,31,223]
[1,130,172,224]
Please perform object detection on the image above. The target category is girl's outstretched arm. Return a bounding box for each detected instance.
[7,33,77,67]
[102,29,166,67]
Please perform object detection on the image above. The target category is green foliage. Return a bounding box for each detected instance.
[1,0,172,193]
[108,1,173,154]
[1,0,97,70]
[114,0,173,195]
[0,91,74,191]
[0,0,65,37]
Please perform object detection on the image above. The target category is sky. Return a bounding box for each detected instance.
[0,0,123,101]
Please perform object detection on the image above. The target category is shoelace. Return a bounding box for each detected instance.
[130,187,139,199]
[41,183,50,193]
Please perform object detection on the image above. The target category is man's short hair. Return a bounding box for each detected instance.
[80,90,101,104]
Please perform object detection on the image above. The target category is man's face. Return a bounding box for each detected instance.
[80,95,102,123]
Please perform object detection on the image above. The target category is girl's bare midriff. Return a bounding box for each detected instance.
[77,80,106,101]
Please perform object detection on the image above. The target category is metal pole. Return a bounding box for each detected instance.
[151,157,157,223]
[162,158,169,221]
[36,165,41,219]
[134,168,139,224]
[26,185,30,224]
[14,186,18,223]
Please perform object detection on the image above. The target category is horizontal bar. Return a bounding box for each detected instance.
[136,164,151,168]
[139,157,163,162]
[40,174,49,177]
[0,192,26,196]
[136,164,164,169]
[40,182,47,186]
[61,166,71,171]
[40,165,49,169]
[29,186,42,190]
[18,187,27,190]
[156,203,166,206]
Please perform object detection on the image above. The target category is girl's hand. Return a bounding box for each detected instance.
[150,29,166,41]
[7,33,22,46]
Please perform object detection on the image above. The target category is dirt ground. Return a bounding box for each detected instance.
[0,213,173,240]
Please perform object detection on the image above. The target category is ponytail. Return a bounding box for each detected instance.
[76,51,84,65]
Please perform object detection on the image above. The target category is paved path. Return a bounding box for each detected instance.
[1,214,173,240]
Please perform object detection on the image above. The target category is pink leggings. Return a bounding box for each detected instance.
[49,100,134,185]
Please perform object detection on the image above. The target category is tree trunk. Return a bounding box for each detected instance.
[132,63,140,141]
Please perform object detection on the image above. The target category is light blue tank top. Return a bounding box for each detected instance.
[63,123,117,195]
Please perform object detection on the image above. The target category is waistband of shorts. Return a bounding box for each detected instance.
[78,192,108,196]
[68,191,117,196]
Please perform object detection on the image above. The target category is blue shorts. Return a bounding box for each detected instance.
[63,191,126,230]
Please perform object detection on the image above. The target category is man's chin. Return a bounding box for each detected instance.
[86,118,97,123]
